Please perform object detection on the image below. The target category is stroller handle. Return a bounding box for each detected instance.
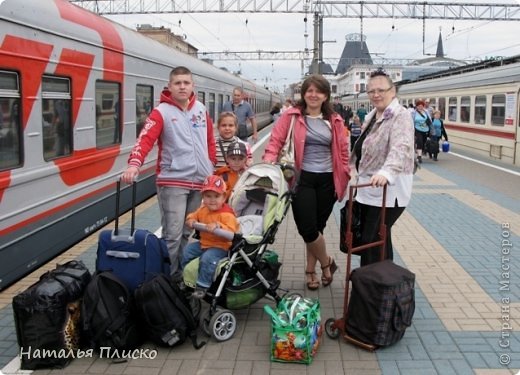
[192,222,238,241]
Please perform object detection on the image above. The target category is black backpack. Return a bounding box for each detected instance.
[81,271,143,355]
[134,274,205,349]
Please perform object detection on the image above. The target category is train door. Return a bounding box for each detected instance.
[512,89,520,166]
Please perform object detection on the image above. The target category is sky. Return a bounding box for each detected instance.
[104,0,520,90]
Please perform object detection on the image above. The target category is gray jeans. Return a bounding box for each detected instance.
[156,186,202,279]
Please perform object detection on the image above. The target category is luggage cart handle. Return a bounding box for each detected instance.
[114,179,137,236]
[347,183,387,258]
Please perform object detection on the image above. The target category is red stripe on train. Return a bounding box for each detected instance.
[0,35,53,131]
[0,166,156,236]
[445,123,515,140]
[54,48,95,128]
[54,148,120,186]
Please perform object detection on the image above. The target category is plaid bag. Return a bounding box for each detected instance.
[265,295,322,364]
[346,260,415,347]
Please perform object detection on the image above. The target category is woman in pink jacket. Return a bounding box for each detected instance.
[263,75,350,290]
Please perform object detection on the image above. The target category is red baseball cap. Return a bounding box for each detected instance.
[201,175,226,195]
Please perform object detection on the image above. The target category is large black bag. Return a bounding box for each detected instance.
[134,274,205,349]
[339,199,362,253]
[81,271,143,355]
[346,260,415,347]
[12,260,91,370]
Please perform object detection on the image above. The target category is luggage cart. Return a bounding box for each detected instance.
[325,183,387,351]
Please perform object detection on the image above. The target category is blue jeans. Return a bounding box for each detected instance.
[157,186,202,280]
[181,241,228,288]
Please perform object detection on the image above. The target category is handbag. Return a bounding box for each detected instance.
[277,115,296,168]
[339,197,362,254]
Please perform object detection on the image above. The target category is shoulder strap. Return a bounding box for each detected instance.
[156,276,206,349]
[218,139,226,160]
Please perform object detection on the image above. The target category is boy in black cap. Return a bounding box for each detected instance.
[214,140,249,201]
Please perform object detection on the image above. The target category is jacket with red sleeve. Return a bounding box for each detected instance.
[128,89,216,190]
[263,107,350,201]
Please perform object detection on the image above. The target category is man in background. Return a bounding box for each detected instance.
[223,87,257,143]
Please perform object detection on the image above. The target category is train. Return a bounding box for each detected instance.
[342,56,520,166]
[0,0,280,290]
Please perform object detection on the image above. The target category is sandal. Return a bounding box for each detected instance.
[321,256,338,287]
[305,271,320,290]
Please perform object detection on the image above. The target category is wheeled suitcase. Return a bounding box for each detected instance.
[346,260,415,347]
[428,138,439,155]
[12,260,91,370]
[96,180,170,292]
[325,184,415,351]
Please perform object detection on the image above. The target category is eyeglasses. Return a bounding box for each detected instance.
[367,87,393,96]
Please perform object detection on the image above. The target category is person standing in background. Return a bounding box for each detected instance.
[356,104,368,124]
[223,87,257,143]
[121,66,216,281]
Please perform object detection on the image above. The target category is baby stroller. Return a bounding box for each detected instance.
[183,163,293,342]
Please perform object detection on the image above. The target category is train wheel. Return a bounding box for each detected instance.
[325,318,340,339]
[209,309,237,342]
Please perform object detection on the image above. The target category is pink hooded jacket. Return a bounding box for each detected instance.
[263,107,350,201]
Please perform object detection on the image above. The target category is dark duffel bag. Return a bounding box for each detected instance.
[346,260,415,347]
[12,260,91,370]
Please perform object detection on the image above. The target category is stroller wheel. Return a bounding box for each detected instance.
[209,309,237,342]
[200,309,211,336]
[325,318,340,339]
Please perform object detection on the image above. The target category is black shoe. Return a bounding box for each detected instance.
[433,156,438,161]
[192,287,207,299]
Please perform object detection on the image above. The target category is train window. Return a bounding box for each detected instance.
[42,76,72,160]
[491,94,505,126]
[0,71,22,170]
[218,94,224,113]
[198,91,205,104]
[95,81,120,148]
[208,93,216,122]
[438,98,446,119]
[136,85,153,137]
[448,97,457,121]
[460,96,470,123]
[474,95,486,125]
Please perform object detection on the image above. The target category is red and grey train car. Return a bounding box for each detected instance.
[0,0,279,290]
[344,57,520,166]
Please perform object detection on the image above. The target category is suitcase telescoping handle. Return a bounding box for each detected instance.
[114,179,137,236]
[347,183,387,258]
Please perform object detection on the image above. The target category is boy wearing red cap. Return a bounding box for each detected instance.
[181,175,239,298]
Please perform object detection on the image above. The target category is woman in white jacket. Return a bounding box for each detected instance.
[350,70,415,266]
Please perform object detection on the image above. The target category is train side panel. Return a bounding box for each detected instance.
[0,0,278,290]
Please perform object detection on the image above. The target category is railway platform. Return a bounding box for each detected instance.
[0,140,519,375]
